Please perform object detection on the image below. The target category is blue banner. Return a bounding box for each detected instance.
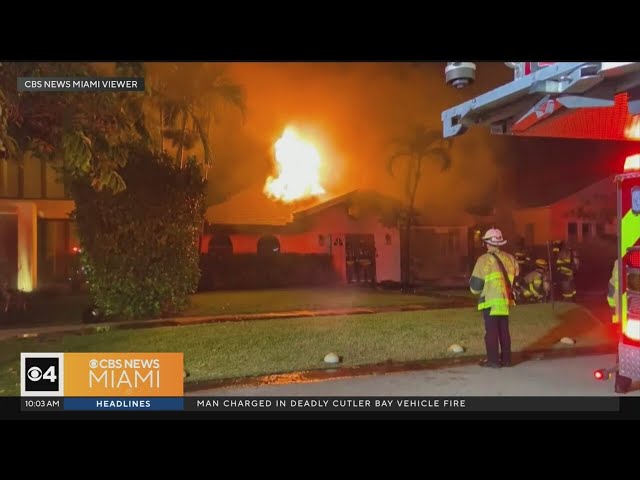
[64,397,184,411]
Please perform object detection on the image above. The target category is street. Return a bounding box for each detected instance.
[191,354,639,396]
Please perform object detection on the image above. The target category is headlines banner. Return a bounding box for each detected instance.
[20,396,620,412]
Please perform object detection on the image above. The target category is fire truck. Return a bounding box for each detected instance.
[442,62,640,393]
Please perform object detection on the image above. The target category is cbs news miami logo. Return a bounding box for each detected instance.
[21,353,183,397]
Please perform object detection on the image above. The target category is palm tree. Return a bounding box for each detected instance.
[387,124,453,287]
[147,63,246,171]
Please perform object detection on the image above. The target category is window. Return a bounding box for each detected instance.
[439,231,460,257]
[0,159,19,198]
[582,223,591,239]
[22,154,42,198]
[37,219,71,286]
[596,223,605,237]
[0,156,68,199]
[385,234,392,245]
[208,234,233,256]
[318,235,325,247]
[524,223,535,246]
[257,235,280,255]
[568,222,578,243]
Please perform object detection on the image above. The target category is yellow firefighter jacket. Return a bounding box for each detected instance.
[608,260,619,324]
[524,269,547,299]
[557,247,579,276]
[470,250,519,316]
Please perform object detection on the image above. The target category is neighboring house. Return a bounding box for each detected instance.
[410,225,469,286]
[0,155,78,291]
[513,176,617,247]
[202,190,403,284]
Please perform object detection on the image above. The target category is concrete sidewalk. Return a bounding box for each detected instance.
[0,301,471,341]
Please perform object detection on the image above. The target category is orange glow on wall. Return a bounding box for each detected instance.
[16,203,37,292]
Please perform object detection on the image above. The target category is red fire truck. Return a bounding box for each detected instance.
[442,62,640,393]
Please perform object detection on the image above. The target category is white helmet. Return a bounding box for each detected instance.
[482,228,507,246]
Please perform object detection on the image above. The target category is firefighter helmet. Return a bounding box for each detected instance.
[482,228,507,246]
[552,240,563,252]
[535,258,548,269]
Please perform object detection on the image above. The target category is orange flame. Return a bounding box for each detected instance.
[264,127,326,202]
[625,115,640,140]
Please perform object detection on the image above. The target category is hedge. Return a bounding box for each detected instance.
[198,253,340,290]
[71,147,206,319]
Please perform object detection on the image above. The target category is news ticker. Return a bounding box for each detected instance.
[17,77,145,92]
[16,352,623,413]
[20,396,620,412]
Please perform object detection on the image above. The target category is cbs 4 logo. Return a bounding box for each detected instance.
[21,353,64,395]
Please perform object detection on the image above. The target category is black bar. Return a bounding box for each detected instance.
[2,397,637,420]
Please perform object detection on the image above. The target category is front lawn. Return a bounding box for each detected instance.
[3,287,461,328]
[0,302,613,395]
[184,287,459,316]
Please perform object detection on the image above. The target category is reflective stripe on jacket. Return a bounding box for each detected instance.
[608,260,618,324]
[469,250,519,316]
[524,270,545,298]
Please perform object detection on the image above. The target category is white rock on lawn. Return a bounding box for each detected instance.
[560,337,576,345]
[324,353,340,364]
[448,344,464,353]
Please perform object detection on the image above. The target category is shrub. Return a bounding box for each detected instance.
[198,253,340,290]
[71,147,206,319]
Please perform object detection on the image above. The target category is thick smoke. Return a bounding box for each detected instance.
[199,62,514,224]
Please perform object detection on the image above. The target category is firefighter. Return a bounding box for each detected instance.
[607,259,618,322]
[514,237,532,276]
[521,259,550,302]
[346,247,356,283]
[607,259,633,394]
[556,241,579,301]
[469,228,519,368]
[358,242,372,284]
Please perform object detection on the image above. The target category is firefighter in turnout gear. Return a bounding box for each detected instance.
[346,247,356,283]
[522,259,550,302]
[469,228,519,368]
[514,238,532,276]
[555,241,579,300]
[357,242,373,284]
[606,259,633,393]
[607,259,618,324]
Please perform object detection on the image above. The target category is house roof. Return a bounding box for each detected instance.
[205,186,306,226]
[292,189,404,221]
[204,188,405,234]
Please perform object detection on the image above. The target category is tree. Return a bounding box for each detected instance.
[0,62,149,192]
[72,146,207,320]
[146,63,246,173]
[387,124,453,287]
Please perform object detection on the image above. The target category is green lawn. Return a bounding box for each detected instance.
[185,287,457,316]
[0,302,613,395]
[8,288,460,327]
